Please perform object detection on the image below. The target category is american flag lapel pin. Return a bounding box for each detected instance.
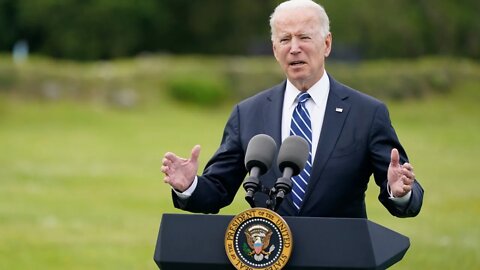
[335,107,343,113]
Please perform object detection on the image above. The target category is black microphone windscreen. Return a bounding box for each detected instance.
[277,135,309,175]
[245,134,277,174]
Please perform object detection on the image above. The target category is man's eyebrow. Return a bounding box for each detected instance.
[276,33,291,39]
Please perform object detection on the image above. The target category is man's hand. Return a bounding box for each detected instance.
[388,148,415,198]
[161,145,201,192]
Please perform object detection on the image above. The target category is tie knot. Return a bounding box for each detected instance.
[297,92,311,104]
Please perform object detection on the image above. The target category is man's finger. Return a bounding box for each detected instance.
[390,148,400,167]
[190,145,201,162]
[402,167,415,179]
[162,157,171,166]
[164,175,170,183]
[402,175,414,185]
[161,165,172,175]
[164,152,178,161]
[402,162,414,171]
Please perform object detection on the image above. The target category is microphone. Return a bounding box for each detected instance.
[273,135,309,210]
[243,134,277,208]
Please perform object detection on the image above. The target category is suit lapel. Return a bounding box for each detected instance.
[301,76,351,210]
[262,81,286,149]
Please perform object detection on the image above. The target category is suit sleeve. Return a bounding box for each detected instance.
[172,105,248,214]
[369,103,424,217]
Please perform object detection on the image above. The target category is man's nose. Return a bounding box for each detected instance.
[289,38,301,54]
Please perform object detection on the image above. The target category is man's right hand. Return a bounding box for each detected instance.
[161,145,201,192]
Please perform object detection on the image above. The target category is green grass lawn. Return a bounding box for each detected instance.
[1,80,479,269]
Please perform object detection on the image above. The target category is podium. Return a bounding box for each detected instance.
[154,213,409,269]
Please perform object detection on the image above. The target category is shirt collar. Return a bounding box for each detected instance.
[285,71,330,107]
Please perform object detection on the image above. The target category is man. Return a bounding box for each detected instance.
[161,0,423,218]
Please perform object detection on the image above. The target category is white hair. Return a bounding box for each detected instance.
[269,0,330,40]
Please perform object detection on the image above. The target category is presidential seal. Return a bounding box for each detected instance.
[225,208,292,270]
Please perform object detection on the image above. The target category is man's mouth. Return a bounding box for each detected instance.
[289,60,306,66]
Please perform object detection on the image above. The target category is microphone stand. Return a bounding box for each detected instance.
[243,167,261,208]
[272,167,293,211]
[244,171,292,212]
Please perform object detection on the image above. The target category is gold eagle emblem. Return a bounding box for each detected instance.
[244,224,275,261]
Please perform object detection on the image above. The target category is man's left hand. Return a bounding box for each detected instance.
[388,148,415,198]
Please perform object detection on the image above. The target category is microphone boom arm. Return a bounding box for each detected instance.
[243,167,261,208]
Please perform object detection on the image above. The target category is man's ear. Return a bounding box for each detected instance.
[324,32,332,57]
[272,42,279,62]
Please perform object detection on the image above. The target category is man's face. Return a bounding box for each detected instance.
[272,8,332,91]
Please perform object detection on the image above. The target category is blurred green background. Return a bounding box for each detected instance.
[1,0,479,269]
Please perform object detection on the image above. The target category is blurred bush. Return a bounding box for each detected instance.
[224,57,479,101]
[224,57,284,99]
[1,55,479,108]
[327,59,457,100]
[166,77,229,106]
[0,65,16,92]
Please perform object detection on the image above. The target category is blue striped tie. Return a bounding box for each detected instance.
[290,92,312,211]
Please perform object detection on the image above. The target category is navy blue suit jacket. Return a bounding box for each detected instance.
[173,75,424,218]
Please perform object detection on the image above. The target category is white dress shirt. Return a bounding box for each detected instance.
[281,71,330,162]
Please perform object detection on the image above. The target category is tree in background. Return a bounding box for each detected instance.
[0,0,478,60]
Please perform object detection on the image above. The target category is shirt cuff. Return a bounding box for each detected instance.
[387,184,412,206]
[173,176,198,199]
